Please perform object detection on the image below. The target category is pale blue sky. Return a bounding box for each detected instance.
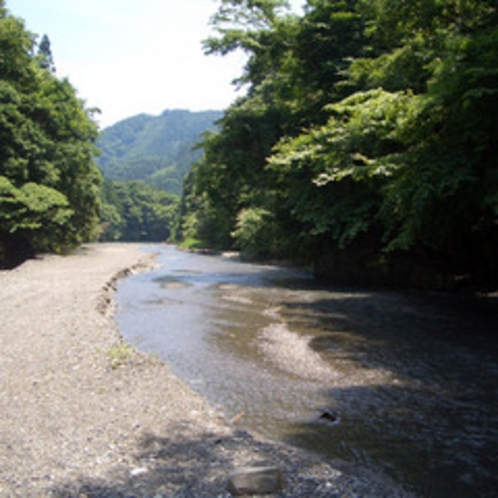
[7,0,304,128]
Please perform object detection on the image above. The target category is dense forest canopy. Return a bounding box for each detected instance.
[2,0,496,289]
[0,0,101,266]
[99,179,179,242]
[179,0,498,290]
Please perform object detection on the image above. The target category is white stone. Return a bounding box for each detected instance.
[130,467,148,477]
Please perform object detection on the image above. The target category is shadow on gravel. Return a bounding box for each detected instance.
[49,424,409,498]
[50,430,228,497]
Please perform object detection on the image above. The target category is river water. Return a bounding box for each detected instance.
[116,245,498,497]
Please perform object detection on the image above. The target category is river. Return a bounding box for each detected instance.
[116,245,498,497]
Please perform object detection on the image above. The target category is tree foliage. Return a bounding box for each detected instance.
[0,2,101,265]
[180,0,498,289]
[99,180,178,242]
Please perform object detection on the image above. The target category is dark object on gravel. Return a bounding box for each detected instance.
[319,410,340,425]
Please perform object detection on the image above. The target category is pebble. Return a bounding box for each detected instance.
[130,467,148,477]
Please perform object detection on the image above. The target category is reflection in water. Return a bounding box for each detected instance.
[116,245,498,497]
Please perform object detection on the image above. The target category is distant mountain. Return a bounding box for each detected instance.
[95,109,223,195]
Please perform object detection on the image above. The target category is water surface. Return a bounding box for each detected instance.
[116,245,498,497]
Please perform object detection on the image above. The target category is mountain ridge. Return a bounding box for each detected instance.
[95,109,222,195]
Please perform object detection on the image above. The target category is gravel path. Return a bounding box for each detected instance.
[0,243,413,497]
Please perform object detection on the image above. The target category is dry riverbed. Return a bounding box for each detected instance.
[0,243,412,497]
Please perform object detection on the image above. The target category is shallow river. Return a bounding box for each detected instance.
[116,245,498,497]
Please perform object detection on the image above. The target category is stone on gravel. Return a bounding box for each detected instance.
[227,465,285,496]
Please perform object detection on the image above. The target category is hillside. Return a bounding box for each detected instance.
[95,109,222,195]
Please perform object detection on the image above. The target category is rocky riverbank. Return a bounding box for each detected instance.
[0,243,412,497]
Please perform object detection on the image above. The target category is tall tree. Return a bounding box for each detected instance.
[37,34,55,72]
[0,4,101,266]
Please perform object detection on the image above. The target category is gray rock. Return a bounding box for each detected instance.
[227,465,285,496]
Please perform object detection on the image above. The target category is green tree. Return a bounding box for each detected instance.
[37,34,55,72]
[0,4,101,265]
[181,0,498,287]
[180,0,301,250]
[269,0,498,285]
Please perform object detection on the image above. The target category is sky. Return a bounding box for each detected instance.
[7,0,304,129]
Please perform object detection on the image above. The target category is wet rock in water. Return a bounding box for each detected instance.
[227,466,285,496]
[319,410,340,425]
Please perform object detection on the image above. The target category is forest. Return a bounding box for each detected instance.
[0,0,101,266]
[96,110,222,196]
[96,110,220,242]
[0,2,193,255]
[99,179,178,242]
[1,0,497,290]
[178,0,498,290]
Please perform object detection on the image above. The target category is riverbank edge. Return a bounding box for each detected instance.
[107,244,415,497]
[0,243,413,497]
